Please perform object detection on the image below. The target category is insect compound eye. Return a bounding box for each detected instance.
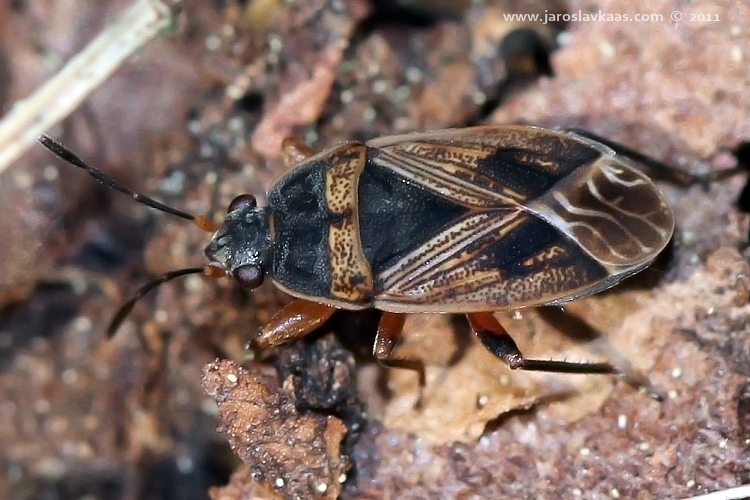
[227,194,257,213]
[233,264,264,289]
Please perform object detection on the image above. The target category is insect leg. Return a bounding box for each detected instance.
[468,312,617,374]
[252,299,337,350]
[373,312,426,389]
[281,137,314,168]
[567,128,743,186]
[468,312,664,399]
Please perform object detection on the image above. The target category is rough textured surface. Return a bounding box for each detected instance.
[273,333,368,455]
[1,0,749,499]
[349,246,750,499]
[248,0,370,161]
[202,357,350,500]
[492,0,750,157]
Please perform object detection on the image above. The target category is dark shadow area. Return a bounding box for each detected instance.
[9,0,26,12]
[136,445,234,500]
[481,396,574,436]
[70,226,132,273]
[197,440,237,492]
[233,90,265,115]
[46,468,125,500]
[357,0,445,41]
[330,309,381,360]
[471,27,557,124]
[0,283,84,370]
[447,314,475,367]
[733,141,750,213]
[0,45,10,115]
[535,306,601,343]
[738,380,750,457]
[615,236,677,291]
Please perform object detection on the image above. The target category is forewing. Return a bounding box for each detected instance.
[367,125,674,312]
[373,208,611,314]
[529,156,674,270]
[367,126,603,209]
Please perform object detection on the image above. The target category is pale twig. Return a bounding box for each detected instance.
[0,0,182,174]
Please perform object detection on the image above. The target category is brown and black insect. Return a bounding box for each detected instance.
[39,126,722,390]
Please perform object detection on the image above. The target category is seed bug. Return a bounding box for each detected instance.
[39,126,734,393]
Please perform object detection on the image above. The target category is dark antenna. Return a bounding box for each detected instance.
[38,135,220,232]
[38,135,228,341]
[108,264,225,345]
[109,265,226,348]
[108,266,202,338]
